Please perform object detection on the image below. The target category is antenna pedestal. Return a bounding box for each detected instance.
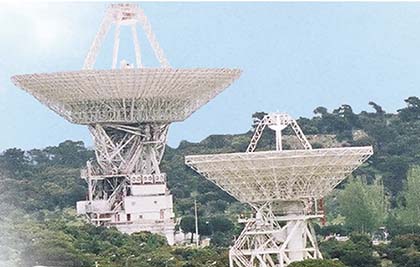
[230,202,322,267]
[76,122,176,245]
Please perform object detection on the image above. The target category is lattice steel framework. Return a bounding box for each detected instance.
[11,68,241,125]
[186,112,373,266]
[247,113,312,152]
[11,3,241,244]
[186,146,372,205]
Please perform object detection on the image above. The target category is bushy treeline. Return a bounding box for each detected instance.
[1,97,420,266]
[0,208,229,267]
[297,97,420,198]
[0,140,92,212]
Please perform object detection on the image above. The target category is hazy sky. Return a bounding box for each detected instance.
[1,2,420,151]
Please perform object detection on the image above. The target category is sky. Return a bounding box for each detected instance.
[1,2,420,151]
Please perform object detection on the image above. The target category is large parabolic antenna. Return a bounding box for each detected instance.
[12,3,241,245]
[186,113,373,267]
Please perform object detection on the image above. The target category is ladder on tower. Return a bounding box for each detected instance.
[246,118,268,153]
[289,119,312,150]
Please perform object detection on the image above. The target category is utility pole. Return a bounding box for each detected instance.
[194,198,199,247]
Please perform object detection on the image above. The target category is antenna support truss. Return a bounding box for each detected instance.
[12,3,242,245]
[186,112,373,266]
[83,3,170,69]
[247,112,312,152]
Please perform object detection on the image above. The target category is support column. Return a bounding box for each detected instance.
[229,202,322,267]
[286,220,305,261]
[77,122,175,244]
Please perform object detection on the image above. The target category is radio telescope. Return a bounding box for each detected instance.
[186,112,373,266]
[11,3,241,245]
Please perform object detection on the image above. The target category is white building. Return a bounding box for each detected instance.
[77,176,175,244]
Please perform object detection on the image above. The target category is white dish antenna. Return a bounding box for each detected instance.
[11,3,241,245]
[11,3,242,125]
[186,112,373,267]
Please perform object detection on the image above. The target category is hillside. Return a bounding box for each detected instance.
[1,97,420,266]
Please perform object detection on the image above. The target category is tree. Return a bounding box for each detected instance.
[397,166,420,227]
[251,112,268,129]
[208,216,235,247]
[288,259,346,267]
[317,224,350,237]
[0,148,28,175]
[209,216,234,233]
[378,156,409,196]
[387,234,420,267]
[207,200,228,214]
[365,178,389,227]
[198,218,212,237]
[180,216,196,243]
[368,101,385,115]
[211,231,232,248]
[314,106,328,116]
[398,96,420,121]
[320,233,380,267]
[339,177,388,233]
[44,140,92,168]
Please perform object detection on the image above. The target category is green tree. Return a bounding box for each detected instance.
[209,216,234,233]
[0,148,28,175]
[366,177,389,227]
[180,216,196,243]
[368,101,385,115]
[339,177,388,233]
[398,96,420,121]
[387,234,420,267]
[208,216,235,247]
[397,166,420,227]
[320,233,380,267]
[288,259,346,267]
[251,112,268,129]
[314,106,328,116]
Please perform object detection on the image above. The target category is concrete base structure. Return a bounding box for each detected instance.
[77,176,175,245]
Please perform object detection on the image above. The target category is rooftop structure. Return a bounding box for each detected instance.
[186,112,373,266]
[12,3,241,245]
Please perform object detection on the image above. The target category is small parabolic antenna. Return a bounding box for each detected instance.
[186,112,373,267]
[11,3,241,245]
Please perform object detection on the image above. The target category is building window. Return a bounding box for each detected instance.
[127,214,131,221]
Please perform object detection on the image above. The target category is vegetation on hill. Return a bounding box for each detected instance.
[288,259,346,267]
[1,97,420,266]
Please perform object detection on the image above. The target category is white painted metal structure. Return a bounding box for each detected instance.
[12,3,241,245]
[186,112,373,266]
